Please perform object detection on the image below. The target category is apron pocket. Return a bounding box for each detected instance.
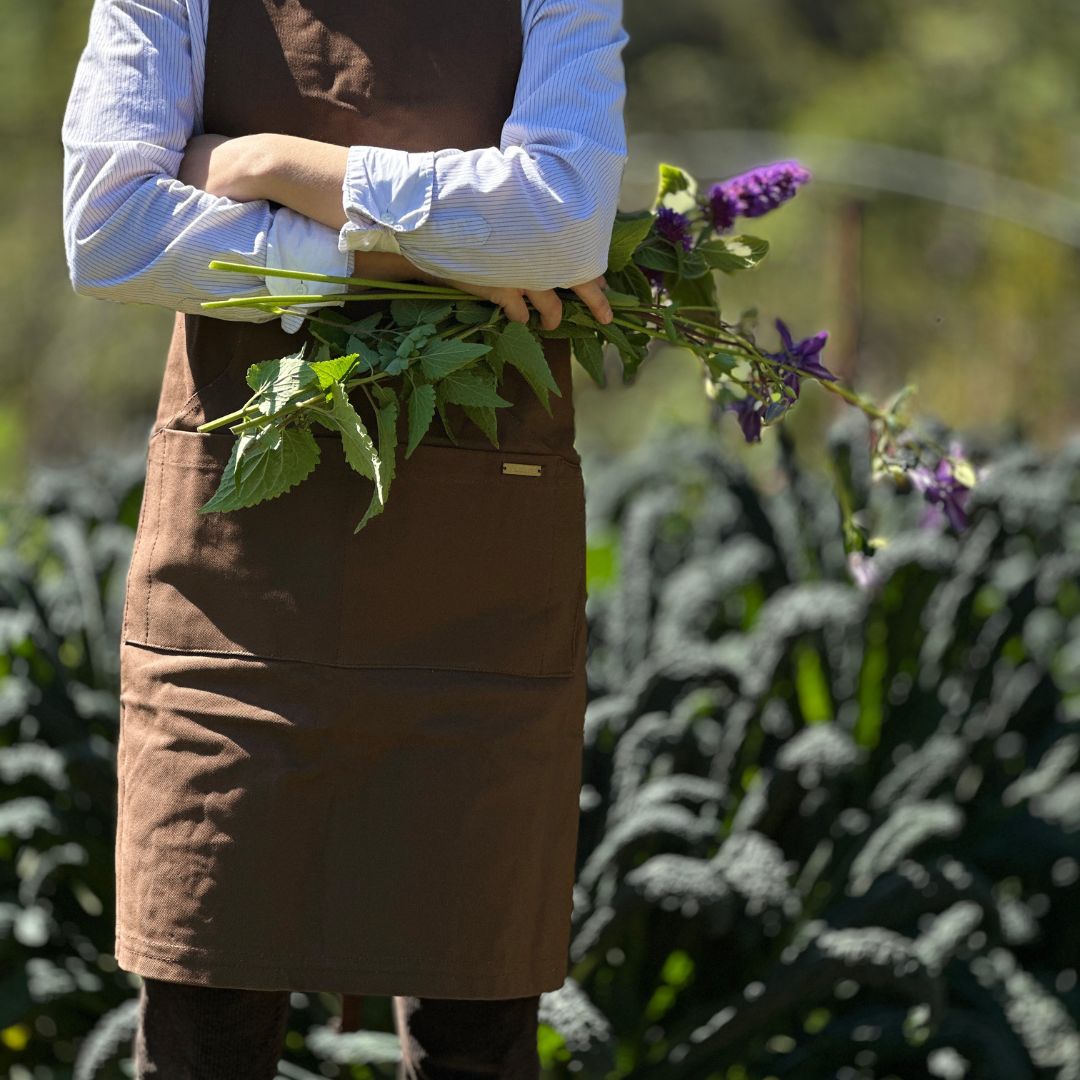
[122,428,585,678]
[336,441,585,677]
[123,427,351,663]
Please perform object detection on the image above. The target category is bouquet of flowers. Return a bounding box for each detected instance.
[196,160,980,550]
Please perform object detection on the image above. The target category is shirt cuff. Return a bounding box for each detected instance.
[337,144,435,254]
[265,207,354,334]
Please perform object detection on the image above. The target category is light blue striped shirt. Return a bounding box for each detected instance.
[61,0,629,332]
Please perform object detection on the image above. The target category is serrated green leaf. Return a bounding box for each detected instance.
[606,209,655,272]
[405,382,436,457]
[244,352,320,414]
[572,334,606,387]
[437,367,513,408]
[349,384,398,535]
[310,383,378,480]
[419,339,491,380]
[199,425,320,514]
[492,321,560,415]
[370,383,399,490]
[346,335,382,374]
[435,398,459,445]
[462,404,499,447]
[308,353,358,389]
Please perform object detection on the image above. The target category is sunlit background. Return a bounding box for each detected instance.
[1,0,1077,493]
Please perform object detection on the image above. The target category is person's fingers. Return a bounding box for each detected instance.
[494,289,531,325]
[571,278,613,325]
[524,288,563,331]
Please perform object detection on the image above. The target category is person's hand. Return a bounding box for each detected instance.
[414,270,614,330]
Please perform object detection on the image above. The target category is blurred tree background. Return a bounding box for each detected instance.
[1,0,1077,492]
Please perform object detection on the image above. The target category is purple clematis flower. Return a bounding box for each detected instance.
[724,395,765,443]
[707,161,812,232]
[654,206,694,251]
[769,318,836,388]
[907,441,973,532]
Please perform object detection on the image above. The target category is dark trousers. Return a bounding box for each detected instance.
[132,976,542,1079]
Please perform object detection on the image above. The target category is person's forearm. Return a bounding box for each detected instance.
[248,133,350,232]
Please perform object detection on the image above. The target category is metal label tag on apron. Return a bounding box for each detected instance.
[502,462,543,477]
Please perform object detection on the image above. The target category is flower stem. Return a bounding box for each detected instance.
[197,405,259,432]
[207,259,475,295]
[201,290,468,311]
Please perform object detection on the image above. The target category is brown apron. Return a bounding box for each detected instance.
[114,0,587,1026]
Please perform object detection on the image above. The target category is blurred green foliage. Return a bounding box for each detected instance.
[4,0,1077,494]
[3,419,1078,1076]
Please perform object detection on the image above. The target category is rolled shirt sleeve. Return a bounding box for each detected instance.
[338,0,629,290]
[61,0,350,327]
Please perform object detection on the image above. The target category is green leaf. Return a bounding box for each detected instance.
[341,312,383,335]
[391,297,455,327]
[603,289,640,308]
[199,425,321,513]
[389,298,425,326]
[311,383,378,480]
[417,302,453,325]
[435,398,459,445]
[699,234,770,273]
[706,353,739,378]
[308,353,358,389]
[351,384,398,534]
[654,163,691,206]
[572,334,606,387]
[492,321,560,415]
[677,247,709,280]
[598,319,648,383]
[405,382,436,457]
[346,335,382,374]
[453,301,494,325]
[668,271,718,312]
[419,339,492,380]
[370,383,399,489]
[438,367,513,408]
[462,404,500,447]
[607,263,654,304]
[606,209,655,272]
[244,350,320,413]
[633,241,681,274]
